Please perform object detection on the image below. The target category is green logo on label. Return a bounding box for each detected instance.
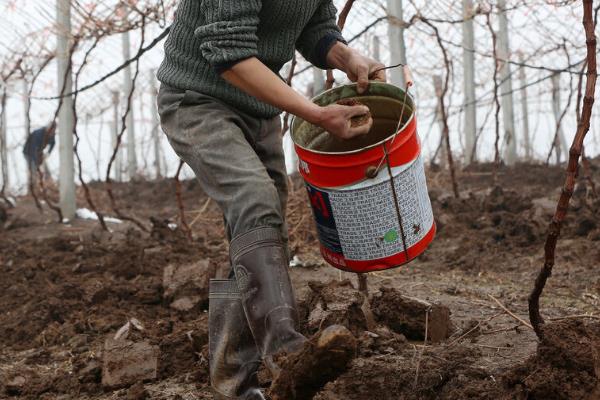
[384,229,398,243]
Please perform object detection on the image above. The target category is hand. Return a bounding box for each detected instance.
[327,43,386,94]
[343,50,386,93]
[311,103,373,140]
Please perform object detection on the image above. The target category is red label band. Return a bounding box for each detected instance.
[296,117,419,188]
[318,223,436,273]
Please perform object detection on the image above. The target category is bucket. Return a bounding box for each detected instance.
[290,82,435,273]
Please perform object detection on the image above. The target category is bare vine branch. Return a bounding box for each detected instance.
[72,34,108,231]
[104,17,149,232]
[485,11,502,183]
[420,17,459,198]
[528,0,598,339]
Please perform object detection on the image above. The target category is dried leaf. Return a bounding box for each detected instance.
[114,321,131,341]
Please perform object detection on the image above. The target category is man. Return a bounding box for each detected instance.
[157,1,385,398]
[23,121,56,175]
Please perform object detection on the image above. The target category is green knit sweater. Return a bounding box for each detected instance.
[157,0,345,118]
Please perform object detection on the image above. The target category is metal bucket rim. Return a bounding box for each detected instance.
[290,82,416,156]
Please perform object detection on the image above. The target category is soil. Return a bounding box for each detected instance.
[336,98,372,128]
[0,160,599,399]
[371,287,453,343]
[504,319,600,399]
[269,325,356,400]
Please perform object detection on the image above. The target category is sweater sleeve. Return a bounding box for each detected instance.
[295,0,346,69]
[194,0,262,73]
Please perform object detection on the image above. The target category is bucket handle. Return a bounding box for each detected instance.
[367,68,415,262]
[371,64,414,87]
[366,66,414,179]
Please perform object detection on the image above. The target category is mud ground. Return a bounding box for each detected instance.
[1,160,599,399]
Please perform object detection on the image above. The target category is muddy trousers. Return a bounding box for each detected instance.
[157,84,289,255]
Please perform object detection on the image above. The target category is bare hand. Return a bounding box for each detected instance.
[314,103,373,140]
[342,50,386,94]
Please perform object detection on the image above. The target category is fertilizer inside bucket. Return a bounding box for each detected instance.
[293,94,414,154]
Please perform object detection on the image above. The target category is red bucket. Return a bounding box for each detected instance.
[290,82,435,273]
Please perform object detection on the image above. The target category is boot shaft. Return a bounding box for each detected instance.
[209,279,263,399]
[230,227,305,357]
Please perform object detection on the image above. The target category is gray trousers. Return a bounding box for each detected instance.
[157,84,289,252]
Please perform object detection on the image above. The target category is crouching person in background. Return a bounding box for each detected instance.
[23,121,56,188]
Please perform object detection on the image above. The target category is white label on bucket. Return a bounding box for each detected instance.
[299,159,310,175]
[312,155,433,261]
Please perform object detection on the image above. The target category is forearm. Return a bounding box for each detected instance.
[221,57,322,124]
[222,57,372,140]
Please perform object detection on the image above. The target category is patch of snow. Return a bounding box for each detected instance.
[289,255,305,268]
[76,208,122,224]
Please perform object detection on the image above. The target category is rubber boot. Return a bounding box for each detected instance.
[209,279,265,400]
[231,227,357,399]
[229,227,306,363]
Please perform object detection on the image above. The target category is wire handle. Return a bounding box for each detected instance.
[403,65,414,87]
[370,63,413,88]
[366,66,414,179]
[373,65,415,262]
[370,62,406,77]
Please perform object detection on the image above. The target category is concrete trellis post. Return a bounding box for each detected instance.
[150,70,162,179]
[111,90,123,182]
[551,73,568,164]
[56,0,76,220]
[386,0,407,87]
[518,53,532,161]
[122,29,138,180]
[462,0,477,164]
[497,0,517,165]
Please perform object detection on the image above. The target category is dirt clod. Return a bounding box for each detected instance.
[504,320,600,400]
[5,376,26,396]
[126,382,149,400]
[269,325,357,400]
[162,259,215,311]
[302,280,366,335]
[102,338,159,389]
[372,287,453,342]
